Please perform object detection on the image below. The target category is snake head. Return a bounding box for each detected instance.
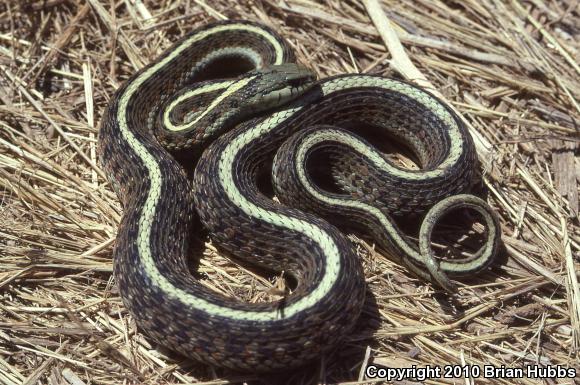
[241,63,317,113]
[157,63,317,149]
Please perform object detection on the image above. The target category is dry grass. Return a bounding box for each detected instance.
[0,0,579,384]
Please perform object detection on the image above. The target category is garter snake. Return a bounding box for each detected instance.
[98,20,500,371]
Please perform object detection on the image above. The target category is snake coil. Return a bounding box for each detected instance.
[98,20,500,371]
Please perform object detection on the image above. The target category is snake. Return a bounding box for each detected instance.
[98,20,501,371]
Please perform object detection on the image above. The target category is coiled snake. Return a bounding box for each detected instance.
[98,21,500,371]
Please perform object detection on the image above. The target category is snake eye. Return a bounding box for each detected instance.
[287,76,310,87]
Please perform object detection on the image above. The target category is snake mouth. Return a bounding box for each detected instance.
[287,74,317,95]
[265,81,314,105]
[252,64,317,109]
[268,75,316,99]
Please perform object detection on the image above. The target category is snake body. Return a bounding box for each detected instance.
[99,20,500,371]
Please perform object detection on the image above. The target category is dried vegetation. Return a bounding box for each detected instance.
[0,0,578,384]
